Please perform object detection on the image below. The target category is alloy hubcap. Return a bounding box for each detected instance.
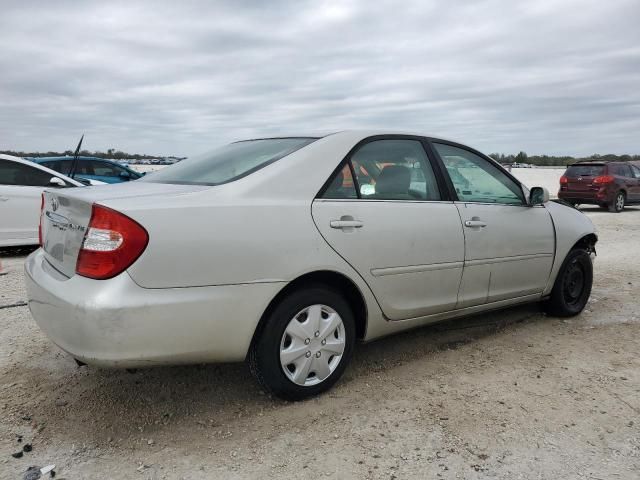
[280,304,346,386]
[616,194,624,210]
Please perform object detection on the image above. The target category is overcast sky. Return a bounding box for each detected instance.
[1,0,639,157]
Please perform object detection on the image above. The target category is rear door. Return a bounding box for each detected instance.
[431,142,555,306]
[564,164,605,197]
[312,137,465,320]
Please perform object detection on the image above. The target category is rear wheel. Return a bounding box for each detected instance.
[608,191,625,212]
[544,249,593,317]
[248,285,355,400]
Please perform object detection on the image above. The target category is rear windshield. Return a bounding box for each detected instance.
[565,165,604,177]
[141,138,317,186]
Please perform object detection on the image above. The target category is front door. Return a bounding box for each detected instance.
[312,138,465,320]
[0,160,49,245]
[431,143,555,306]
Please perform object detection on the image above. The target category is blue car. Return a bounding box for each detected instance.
[31,156,143,184]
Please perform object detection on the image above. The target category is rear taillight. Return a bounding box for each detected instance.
[560,175,568,185]
[76,204,148,280]
[593,175,614,185]
[38,193,45,247]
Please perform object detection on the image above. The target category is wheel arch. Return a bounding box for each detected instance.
[248,270,368,357]
[571,232,598,253]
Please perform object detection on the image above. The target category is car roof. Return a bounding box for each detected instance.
[572,160,625,165]
[32,156,109,162]
[235,130,461,144]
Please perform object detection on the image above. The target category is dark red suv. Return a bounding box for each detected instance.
[558,161,640,212]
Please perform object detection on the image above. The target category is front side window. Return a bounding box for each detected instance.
[0,160,57,187]
[433,143,524,205]
[90,161,121,177]
[632,165,640,179]
[142,138,317,186]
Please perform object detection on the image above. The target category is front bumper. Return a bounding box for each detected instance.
[24,249,284,367]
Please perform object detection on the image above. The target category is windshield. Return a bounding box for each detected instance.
[566,165,604,177]
[141,138,317,185]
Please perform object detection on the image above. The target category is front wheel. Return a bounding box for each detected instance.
[544,249,593,317]
[248,285,355,400]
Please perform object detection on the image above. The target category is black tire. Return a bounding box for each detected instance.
[544,249,593,317]
[608,191,625,212]
[248,285,355,401]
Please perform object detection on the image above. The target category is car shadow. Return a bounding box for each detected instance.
[577,205,639,213]
[24,302,548,443]
[0,245,39,258]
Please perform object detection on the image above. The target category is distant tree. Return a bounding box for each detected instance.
[514,151,528,163]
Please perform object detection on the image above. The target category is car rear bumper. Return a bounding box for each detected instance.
[558,190,610,204]
[24,249,284,367]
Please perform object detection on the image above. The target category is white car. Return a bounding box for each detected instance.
[25,132,597,399]
[0,154,91,247]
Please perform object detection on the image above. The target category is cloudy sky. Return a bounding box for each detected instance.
[1,0,639,157]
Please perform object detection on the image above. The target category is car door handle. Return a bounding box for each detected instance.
[464,219,487,228]
[0,196,9,202]
[330,219,363,229]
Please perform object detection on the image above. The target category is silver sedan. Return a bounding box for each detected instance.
[25,131,597,399]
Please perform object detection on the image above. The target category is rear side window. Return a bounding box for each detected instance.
[0,160,56,186]
[321,164,358,199]
[41,160,72,174]
[609,164,631,177]
[142,138,317,186]
[565,165,604,177]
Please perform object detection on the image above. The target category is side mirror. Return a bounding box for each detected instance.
[529,186,549,205]
[48,177,66,188]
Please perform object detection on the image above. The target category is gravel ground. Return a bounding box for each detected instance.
[1,204,639,480]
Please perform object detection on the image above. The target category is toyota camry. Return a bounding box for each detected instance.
[25,131,597,400]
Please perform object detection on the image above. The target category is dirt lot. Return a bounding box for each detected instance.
[1,202,639,479]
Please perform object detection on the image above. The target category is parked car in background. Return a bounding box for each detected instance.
[26,131,597,400]
[0,154,87,246]
[558,161,640,212]
[31,156,143,184]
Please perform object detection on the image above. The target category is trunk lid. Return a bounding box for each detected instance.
[41,182,209,277]
[564,164,605,192]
